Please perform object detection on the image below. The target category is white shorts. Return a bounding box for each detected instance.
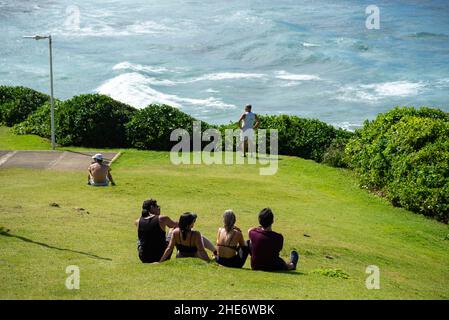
[240,129,255,142]
[89,178,109,186]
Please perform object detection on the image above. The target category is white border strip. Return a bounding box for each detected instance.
[0,151,18,167]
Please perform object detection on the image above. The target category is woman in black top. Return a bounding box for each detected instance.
[160,212,215,262]
[215,210,249,268]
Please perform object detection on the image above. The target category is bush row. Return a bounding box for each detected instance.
[7,86,350,160]
[12,93,209,149]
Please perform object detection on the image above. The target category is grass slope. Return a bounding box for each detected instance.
[0,126,50,150]
[0,127,448,299]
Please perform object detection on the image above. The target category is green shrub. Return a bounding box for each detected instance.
[258,115,352,162]
[13,101,61,138]
[322,128,354,168]
[56,94,136,147]
[0,86,49,126]
[311,268,350,279]
[346,107,449,222]
[126,104,212,150]
[346,107,449,189]
[323,138,349,168]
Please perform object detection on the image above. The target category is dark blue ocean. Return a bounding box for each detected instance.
[1,0,449,129]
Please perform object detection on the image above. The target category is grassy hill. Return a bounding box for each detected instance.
[1,127,448,299]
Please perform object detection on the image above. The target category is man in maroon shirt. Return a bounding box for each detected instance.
[248,208,299,271]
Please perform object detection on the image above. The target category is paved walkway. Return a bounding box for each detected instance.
[0,150,119,170]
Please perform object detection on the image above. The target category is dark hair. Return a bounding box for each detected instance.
[178,212,197,240]
[141,209,149,217]
[141,199,157,217]
[245,104,252,110]
[142,199,157,209]
[258,208,274,228]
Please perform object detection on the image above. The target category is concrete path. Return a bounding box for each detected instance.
[0,150,119,170]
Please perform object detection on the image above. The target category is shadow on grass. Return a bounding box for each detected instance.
[246,268,305,276]
[210,262,305,276]
[0,227,112,261]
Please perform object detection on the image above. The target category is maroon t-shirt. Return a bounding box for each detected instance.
[249,227,287,271]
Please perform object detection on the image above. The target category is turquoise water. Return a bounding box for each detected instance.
[1,0,449,128]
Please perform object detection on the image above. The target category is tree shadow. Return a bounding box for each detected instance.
[0,227,112,261]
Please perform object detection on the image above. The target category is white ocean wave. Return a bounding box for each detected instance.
[52,20,177,37]
[113,62,170,74]
[192,72,267,82]
[126,20,177,35]
[275,71,321,81]
[302,42,320,47]
[110,63,268,86]
[216,10,271,26]
[331,122,363,132]
[95,72,236,110]
[361,81,425,96]
[336,81,426,103]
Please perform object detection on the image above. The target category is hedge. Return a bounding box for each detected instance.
[345,107,449,222]
[126,104,212,150]
[0,86,49,126]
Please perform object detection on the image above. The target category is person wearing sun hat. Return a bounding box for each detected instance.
[87,153,116,186]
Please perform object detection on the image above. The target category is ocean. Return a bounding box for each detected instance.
[1,0,449,129]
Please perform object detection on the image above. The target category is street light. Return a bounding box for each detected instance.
[23,35,56,150]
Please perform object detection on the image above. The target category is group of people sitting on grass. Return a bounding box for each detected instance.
[134,198,299,271]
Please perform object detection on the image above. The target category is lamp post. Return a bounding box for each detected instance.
[23,35,55,150]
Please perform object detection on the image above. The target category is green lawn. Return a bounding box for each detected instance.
[0,127,448,299]
[0,126,51,150]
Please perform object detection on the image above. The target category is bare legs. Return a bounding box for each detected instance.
[201,235,216,253]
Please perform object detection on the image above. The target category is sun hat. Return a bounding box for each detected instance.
[92,153,103,161]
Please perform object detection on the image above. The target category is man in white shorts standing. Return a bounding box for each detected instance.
[238,104,260,157]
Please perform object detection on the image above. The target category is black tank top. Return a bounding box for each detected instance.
[138,215,167,261]
[176,230,198,257]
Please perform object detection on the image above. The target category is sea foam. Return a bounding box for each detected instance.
[337,81,425,102]
[275,71,321,81]
[95,72,236,111]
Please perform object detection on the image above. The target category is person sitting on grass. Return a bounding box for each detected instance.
[87,153,115,186]
[215,210,249,268]
[160,212,216,263]
[248,208,299,271]
[135,199,178,263]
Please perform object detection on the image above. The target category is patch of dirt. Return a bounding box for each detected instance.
[74,207,90,214]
